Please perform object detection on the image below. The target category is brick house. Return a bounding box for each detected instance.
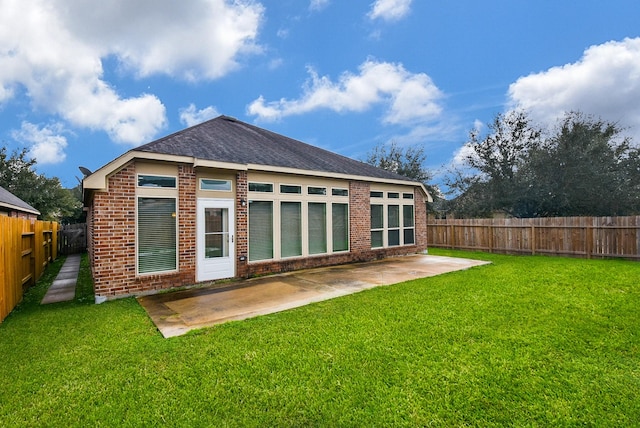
[0,186,40,219]
[83,116,431,301]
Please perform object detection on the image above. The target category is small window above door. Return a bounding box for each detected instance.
[200,179,232,191]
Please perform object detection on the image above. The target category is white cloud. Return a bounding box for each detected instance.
[0,0,263,145]
[309,0,330,11]
[247,59,443,126]
[12,122,68,164]
[368,0,412,22]
[179,104,220,127]
[508,37,640,140]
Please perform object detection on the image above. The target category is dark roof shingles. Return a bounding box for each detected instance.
[137,116,413,182]
[0,186,40,214]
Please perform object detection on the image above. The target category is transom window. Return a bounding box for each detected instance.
[249,182,273,193]
[308,186,327,195]
[332,188,348,197]
[200,179,232,191]
[138,174,176,188]
[280,184,302,194]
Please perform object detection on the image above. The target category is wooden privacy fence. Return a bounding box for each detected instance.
[427,216,640,260]
[1,217,58,322]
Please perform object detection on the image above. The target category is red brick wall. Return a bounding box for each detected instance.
[349,181,370,253]
[89,162,199,299]
[90,163,137,298]
[415,188,428,251]
[235,171,249,278]
[88,165,429,299]
[177,165,197,282]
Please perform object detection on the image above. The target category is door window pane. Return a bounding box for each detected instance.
[281,202,302,257]
[204,208,228,258]
[308,203,327,254]
[249,201,273,261]
[137,198,177,273]
[332,203,349,252]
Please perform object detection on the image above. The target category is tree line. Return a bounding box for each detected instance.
[367,110,640,218]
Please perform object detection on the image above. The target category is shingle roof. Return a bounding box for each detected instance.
[0,186,40,215]
[136,115,414,182]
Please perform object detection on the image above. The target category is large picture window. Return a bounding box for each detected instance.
[332,203,349,252]
[371,204,384,248]
[249,201,273,261]
[137,197,177,274]
[403,205,415,245]
[370,191,415,249]
[281,202,302,257]
[308,203,327,254]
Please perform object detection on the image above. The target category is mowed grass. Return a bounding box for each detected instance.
[1,251,638,427]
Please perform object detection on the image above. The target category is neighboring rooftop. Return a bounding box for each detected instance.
[136,115,414,182]
[0,186,40,216]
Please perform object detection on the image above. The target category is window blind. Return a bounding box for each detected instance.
[249,201,273,261]
[137,197,177,274]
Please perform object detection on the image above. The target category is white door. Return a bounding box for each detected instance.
[197,199,235,282]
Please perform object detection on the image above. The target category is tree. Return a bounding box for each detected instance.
[446,110,541,217]
[525,112,639,216]
[446,111,640,218]
[0,147,82,221]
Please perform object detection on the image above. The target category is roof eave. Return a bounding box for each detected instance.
[83,150,432,202]
[0,202,40,216]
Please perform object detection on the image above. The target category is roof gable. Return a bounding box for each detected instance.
[137,115,412,182]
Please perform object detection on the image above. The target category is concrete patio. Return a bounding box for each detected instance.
[138,254,490,338]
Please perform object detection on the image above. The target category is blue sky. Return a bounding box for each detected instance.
[1,0,640,192]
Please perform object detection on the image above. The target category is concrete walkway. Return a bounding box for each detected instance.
[138,254,490,338]
[41,254,80,304]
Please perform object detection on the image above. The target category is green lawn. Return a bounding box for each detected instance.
[1,250,638,427]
